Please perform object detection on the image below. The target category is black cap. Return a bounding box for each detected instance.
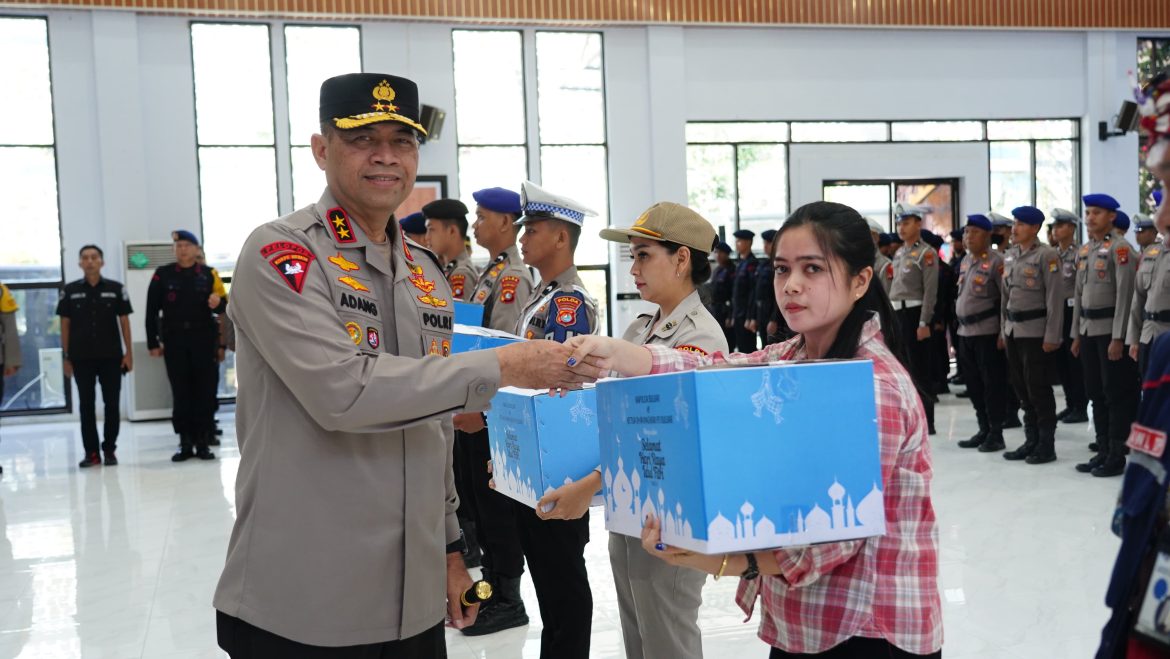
[399,212,427,235]
[320,73,426,135]
[949,228,964,241]
[732,229,755,240]
[761,229,778,242]
[422,198,469,221]
[921,229,944,250]
[714,241,732,254]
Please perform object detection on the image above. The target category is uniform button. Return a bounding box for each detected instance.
[475,383,488,396]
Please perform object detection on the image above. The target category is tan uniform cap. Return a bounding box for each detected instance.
[599,202,717,254]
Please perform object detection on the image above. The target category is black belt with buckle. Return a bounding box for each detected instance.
[1006,309,1046,322]
[958,307,1000,326]
[1082,307,1116,320]
[1145,310,1170,322]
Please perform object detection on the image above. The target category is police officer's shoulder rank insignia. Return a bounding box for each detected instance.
[326,207,358,244]
[499,276,519,304]
[675,344,709,356]
[261,241,315,294]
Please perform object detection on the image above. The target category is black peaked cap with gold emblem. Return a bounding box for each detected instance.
[319,73,427,136]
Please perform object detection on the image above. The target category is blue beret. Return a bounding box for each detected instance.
[761,229,777,242]
[949,228,964,241]
[714,241,732,254]
[399,212,427,235]
[472,187,521,215]
[1113,210,1130,231]
[1154,189,1164,207]
[921,230,944,250]
[171,229,199,246]
[1083,193,1120,211]
[877,233,893,247]
[732,229,755,240]
[965,214,993,232]
[1011,206,1045,226]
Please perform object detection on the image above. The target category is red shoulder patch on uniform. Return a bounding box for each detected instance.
[884,263,894,280]
[326,207,357,244]
[1117,246,1130,265]
[450,274,466,299]
[924,251,935,266]
[499,276,520,304]
[675,344,709,356]
[261,242,315,294]
[554,295,583,327]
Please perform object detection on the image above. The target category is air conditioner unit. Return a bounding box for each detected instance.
[122,241,174,421]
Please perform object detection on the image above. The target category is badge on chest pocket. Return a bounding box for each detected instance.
[1134,529,1170,649]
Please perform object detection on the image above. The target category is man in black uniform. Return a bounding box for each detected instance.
[749,229,783,347]
[58,245,134,468]
[948,228,967,388]
[730,229,758,352]
[706,241,735,350]
[145,230,224,462]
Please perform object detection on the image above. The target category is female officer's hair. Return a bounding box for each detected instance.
[773,201,913,376]
[660,241,712,286]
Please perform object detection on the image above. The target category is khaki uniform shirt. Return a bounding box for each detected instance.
[469,245,533,332]
[874,252,894,294]
[955,251,1003,338]
[444,250,479,302]
[213,190,502,647]
[1001,242,1063,344]
[0,283,20,368]
[1072,235,1138,340]
[889,239,939,322]
[1130,240,1170,346]
[621,289,729,356]
[516,266,598,342]
[1057,244,1078,303]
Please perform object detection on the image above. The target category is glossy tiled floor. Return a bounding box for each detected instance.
[0,390,1122,658]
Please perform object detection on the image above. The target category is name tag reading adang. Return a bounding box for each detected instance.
[1128,423,1168,459]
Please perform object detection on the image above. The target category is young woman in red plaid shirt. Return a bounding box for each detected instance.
[566,202,943,658]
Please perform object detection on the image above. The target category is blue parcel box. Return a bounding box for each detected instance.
[597,360,884,554]
[486,386,603,509]
[454,301,485,327]
[452,324,523,353]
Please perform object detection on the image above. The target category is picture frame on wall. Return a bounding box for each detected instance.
[396,175,448,218]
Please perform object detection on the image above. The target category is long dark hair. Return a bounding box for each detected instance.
[772,201,914,376]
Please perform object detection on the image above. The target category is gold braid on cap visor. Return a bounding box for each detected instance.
[333,112,428,135]
[630,226,664,239]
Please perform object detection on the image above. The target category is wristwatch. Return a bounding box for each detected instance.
[742,552,760,581]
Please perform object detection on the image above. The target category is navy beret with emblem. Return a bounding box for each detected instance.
[172,229,199,246]
[1083,193,1120,211]
[399,212,427,235]
[472,187,522,216]
[422,198,469,221]
[965,214,993,232]
[732,229,755,240]
[320,73,426,136]
[1011,206,1045,226]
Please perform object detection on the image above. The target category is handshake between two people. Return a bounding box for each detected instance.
[494,335,655,395]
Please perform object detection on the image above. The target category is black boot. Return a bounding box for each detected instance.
[461,575,529,636]
[1004,426,1038,461]
[1075,455,1105,473]
[1003,415,1023,429]
[958,428,987,449]
[1061,409,1089,424]
[194,431,216,460]
[172,437,195,463]
[1092,456,1126,477]
[1025,427,1057,464]
[978,429,1006,453]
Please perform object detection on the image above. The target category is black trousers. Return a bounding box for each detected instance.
[895,307,935,426]
[1139,341,1153,380]
[1080,334,1141,458]
[72,358,122,454]
[456,427,525,578]
[515,504,591,659]
[217,611,445,659]
[769,636,941,658]
[161,331,218,441]
[1004,335,1057,431]
[929,325,949,393]
[958,335,1007,431]
[1058,305,1088,411]
[734,318,756,353]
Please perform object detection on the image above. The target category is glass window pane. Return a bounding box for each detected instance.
[890,121,984,142]
[790,122,888,142]
[192,24,274,146]
[0,148,61,282]
[536,32,604,145]
[0,18,53,146]
[291,145,324,210]
[453,31,526,145]
[685,122,789,143]
[457,146,528,262]
[897,182,956,239]
[285,26,361,146]
[0,287,66,413]
[736,144,787,238]
[824,184,892,229]
[539,145,609,266]
[986,120,1077,140]
[990,141,1033,211]
[686,144,736,234]
[577,268,609,337]
[198,147,279,276]
[1035,140,1076,216]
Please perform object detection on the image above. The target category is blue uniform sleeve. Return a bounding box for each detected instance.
[545,290,592,343]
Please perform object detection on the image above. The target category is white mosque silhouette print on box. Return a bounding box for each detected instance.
[598,360,885,553]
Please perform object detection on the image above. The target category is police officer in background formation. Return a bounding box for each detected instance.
[730,229,758,352]
[948,227,967,386]
[423,198,479,301]
[991,212,1014,251]
[880,232,903,260]
[705,241,735,349]
[1134,213,1159,250]
[889,203,939,434]
[1129,213,1170,376]
[511,180,599,659]
[1000,206,1064,465]
[922,229,954,395]
[455,186,534,637]
[1050,209,1090,424]
[58,245,134,468]
[748,229,782,346]
[399,211,428,246]
[145,230,224,462]
[955,214,1008,452]
[213,73,576,658]
[869,219,894,293]
[0,281,20,475]
[1072,193,1141,478]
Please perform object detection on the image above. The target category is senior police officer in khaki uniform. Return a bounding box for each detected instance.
[1050,208,1090,424]
[423,198,479,302]
[598,201,727,659]
[1071,193,1141,478]
[212,73,580,658]
[954,214,1009,453]
[1000,206,1064,465]
[889,202,939,434]
[1129,213,1170,376]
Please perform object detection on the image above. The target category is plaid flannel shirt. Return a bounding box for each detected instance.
[644,315,943,654]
